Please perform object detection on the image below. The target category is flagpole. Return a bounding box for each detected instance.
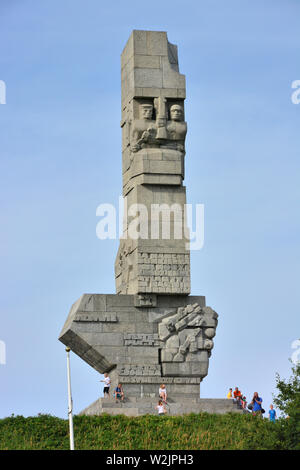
[66,347,75,450]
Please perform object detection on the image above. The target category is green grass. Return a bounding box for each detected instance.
[0,413,287,450]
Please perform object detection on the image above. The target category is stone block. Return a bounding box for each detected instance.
[73,323,104,334]
[134,55,160,69]
[146,31,168,56]
[60,329,90,356]
[140,87,160,98]
[81,333,124,347]
[159,87,178,98]
[134,68,163,89]
[100,323,135,334]
[92,295,107,311]
[133,30,148,55]
[161,56,186,89]
[106,294,134,308]
[81,348,113,372]
[77,294,95,312]
[177,88,186,99]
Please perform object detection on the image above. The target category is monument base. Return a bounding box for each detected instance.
[59,293,218,398]
[79,398,243,417]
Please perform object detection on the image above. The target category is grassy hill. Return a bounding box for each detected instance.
[0,413,289,450]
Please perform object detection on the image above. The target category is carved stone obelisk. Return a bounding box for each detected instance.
[115,30,190,296]
[59,31,226,416]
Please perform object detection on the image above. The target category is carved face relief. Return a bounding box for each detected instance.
[170,104,183,122]
[140,104,153,120]
[166,319,176,332]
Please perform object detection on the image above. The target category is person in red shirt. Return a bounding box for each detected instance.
[233,387,242,406]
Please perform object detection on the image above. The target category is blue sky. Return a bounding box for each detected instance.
[0,0,299,418]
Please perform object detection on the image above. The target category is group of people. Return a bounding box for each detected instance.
[100,373,125,403]
[101,374,168,415]
[227,387,248,410]
[227,387,277,422]
[100,375,277,421]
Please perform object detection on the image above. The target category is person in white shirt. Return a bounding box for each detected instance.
[100,373,111,398]
[156,399,167,415]
[159,384,167,403]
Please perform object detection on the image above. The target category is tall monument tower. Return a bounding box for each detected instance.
[59,31,223,416]
[115,30,190,297]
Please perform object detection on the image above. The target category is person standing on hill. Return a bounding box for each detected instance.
[251,392,263,416]
[100,373,111,398]
[269,404,276,422]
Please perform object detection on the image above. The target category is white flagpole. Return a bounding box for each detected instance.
[66,347,75,450]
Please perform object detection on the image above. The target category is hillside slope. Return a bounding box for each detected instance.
[0,413,287,450]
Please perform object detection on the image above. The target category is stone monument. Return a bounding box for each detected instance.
[59,31,239,415]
